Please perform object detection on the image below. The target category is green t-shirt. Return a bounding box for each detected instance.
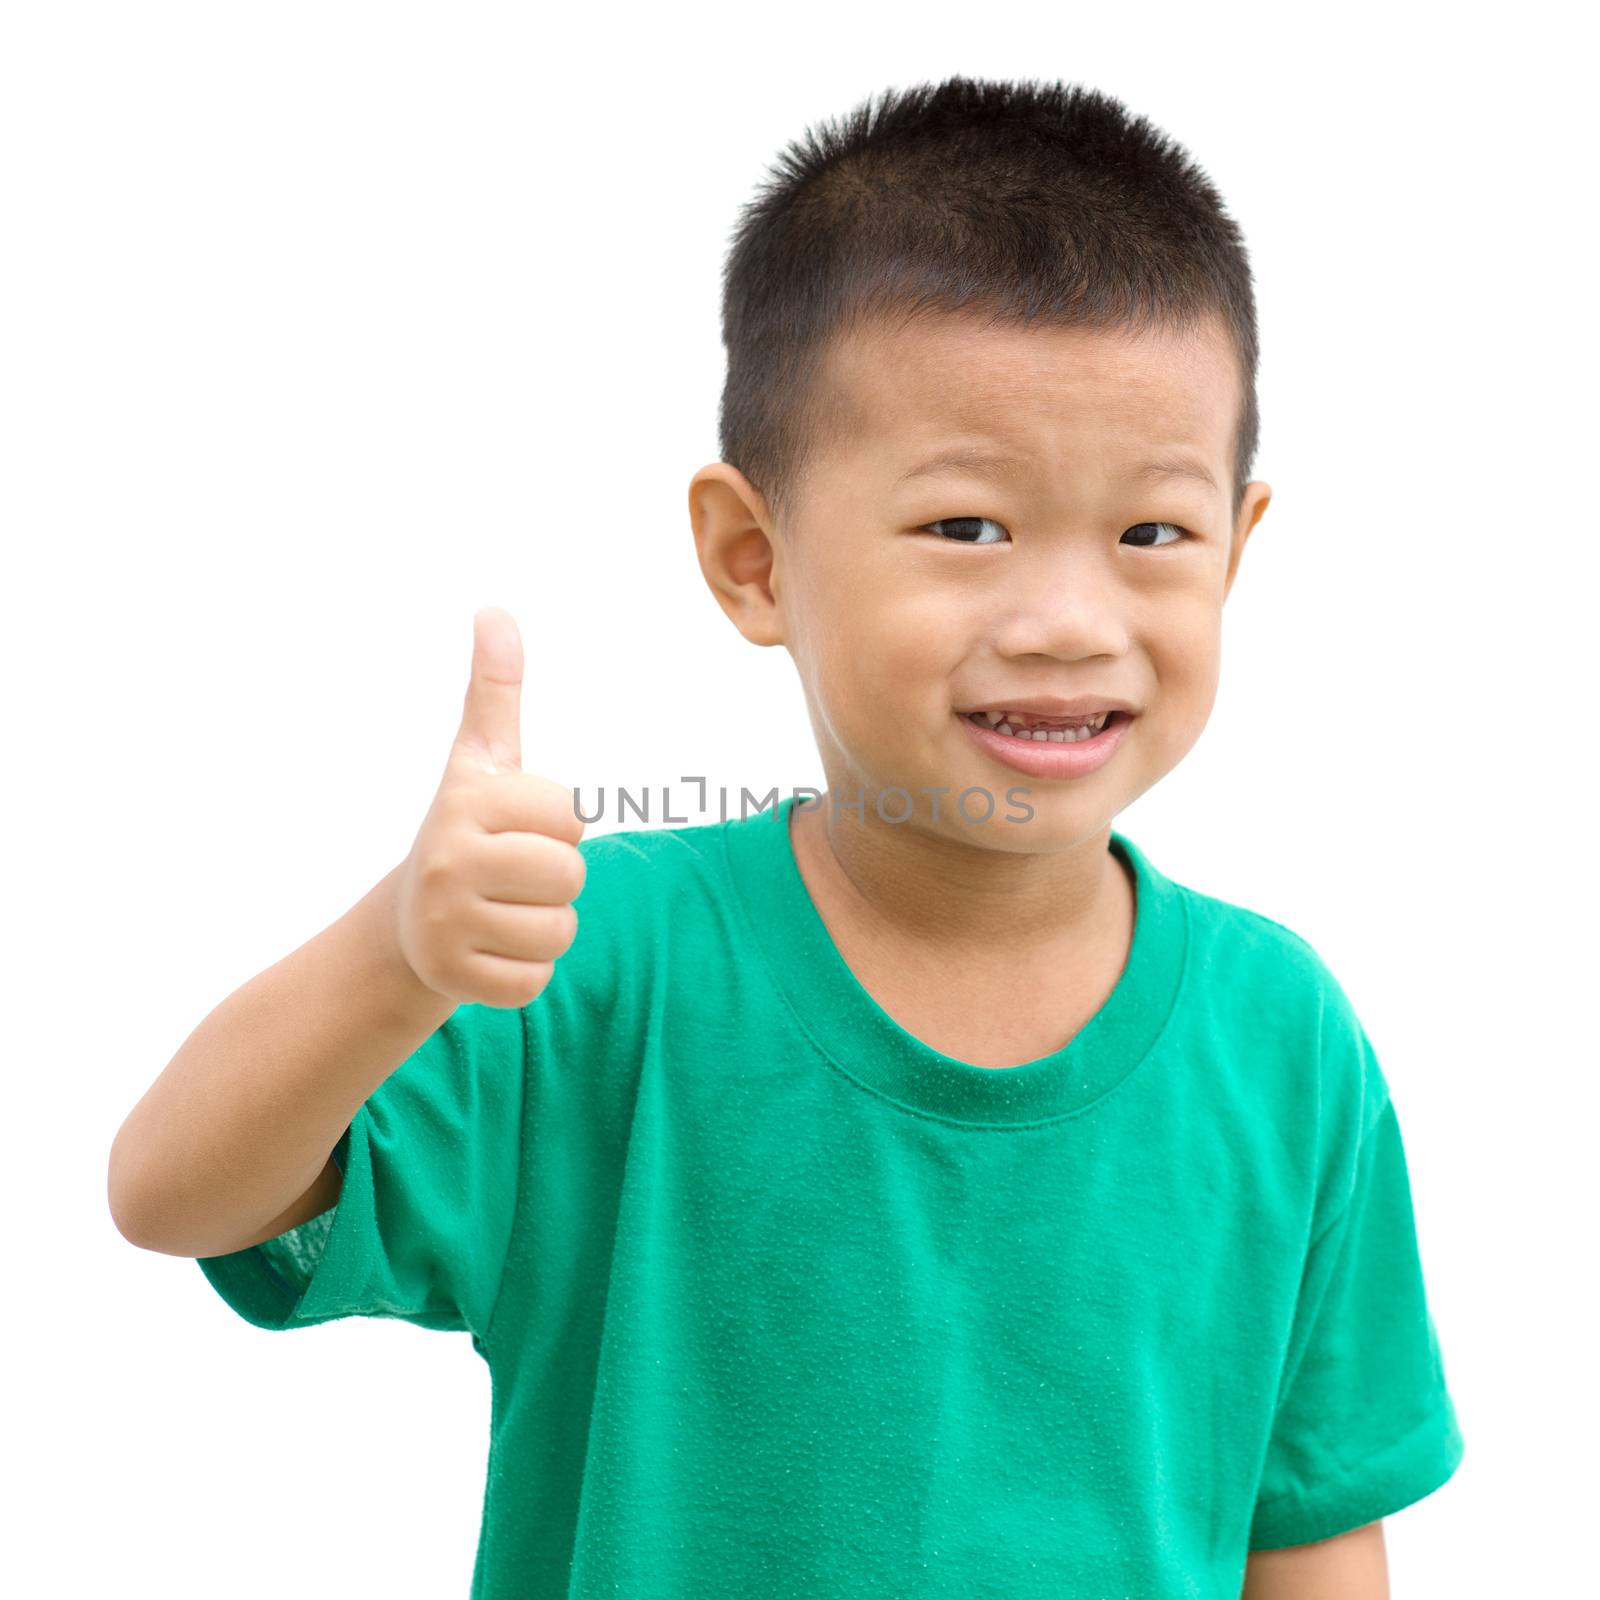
[198,793,1463,1596]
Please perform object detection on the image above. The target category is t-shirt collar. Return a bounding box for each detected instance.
[719,793,1189,1127]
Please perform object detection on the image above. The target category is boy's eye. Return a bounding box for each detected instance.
[1121,521,1189,548]
[924,517,1009,544]
[922,518,1191,547]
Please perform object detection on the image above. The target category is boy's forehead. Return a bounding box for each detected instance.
[818,312,1236,476]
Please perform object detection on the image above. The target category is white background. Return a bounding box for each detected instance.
[5,2,1593,1593]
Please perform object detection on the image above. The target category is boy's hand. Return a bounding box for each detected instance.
[393,606,586,1008]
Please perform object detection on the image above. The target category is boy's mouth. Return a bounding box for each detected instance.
[957,707,1132,744]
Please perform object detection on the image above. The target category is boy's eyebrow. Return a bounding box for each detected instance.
[895,445,1219,495]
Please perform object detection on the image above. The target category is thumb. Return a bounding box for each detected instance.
[453,606,523,773]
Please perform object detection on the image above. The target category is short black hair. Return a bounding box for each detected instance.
[716,75,1259,530]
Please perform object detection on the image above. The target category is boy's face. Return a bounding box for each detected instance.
[690,311,1271,850]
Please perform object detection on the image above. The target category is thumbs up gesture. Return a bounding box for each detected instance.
[393,607,586,1008]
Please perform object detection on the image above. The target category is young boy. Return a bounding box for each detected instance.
[110,75,1464,1597]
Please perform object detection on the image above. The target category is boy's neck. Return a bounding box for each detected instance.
[788,793,1130,967]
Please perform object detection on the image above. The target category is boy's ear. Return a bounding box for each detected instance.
[1223,481,1272,601]
[687,464,787,647]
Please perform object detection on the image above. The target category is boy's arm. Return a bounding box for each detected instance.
[108,862,457,1258]
[108,607,586,1262]
[1240,1520,1388,1599]
[237,1149,347,1248]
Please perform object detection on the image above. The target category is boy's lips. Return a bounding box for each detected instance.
[957,694,1139,722]
[954,705,1134,779]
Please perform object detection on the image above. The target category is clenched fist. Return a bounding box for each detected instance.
[393,606,586,1008]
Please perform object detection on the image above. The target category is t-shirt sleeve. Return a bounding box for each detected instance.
[1248,1012,1465,1549]
[194,1001,527,1346]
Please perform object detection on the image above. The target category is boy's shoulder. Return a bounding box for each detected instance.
[1152,848,1391,1134]
[575,811,738,897]
[562,811,751,960]
[1167,860,1343,1003]
[527,815,734,1027]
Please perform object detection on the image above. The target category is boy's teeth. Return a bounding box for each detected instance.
[969,710,1111,742]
